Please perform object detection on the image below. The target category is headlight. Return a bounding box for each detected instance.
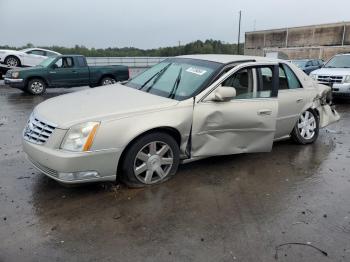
[11,71,19,79]
[344,75,350,83]
[310,74,318,81]
[61,122,100,152]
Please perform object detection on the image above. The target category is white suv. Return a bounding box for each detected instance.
[310,54,350,97]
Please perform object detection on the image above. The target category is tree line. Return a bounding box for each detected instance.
[0,40,244,57]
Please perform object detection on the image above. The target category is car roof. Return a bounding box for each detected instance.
[176,54,279,64]
[20,48,60,54]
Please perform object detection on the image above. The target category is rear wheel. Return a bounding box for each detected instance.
[100,77,116,86]
[5,56,20,67]
[121,132,180,188]
[26,78,46,95]
[291,109,319,144]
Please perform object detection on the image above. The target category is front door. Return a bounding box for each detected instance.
[191,63,279,157]
[23,49,47,66]
[48,57,79,87]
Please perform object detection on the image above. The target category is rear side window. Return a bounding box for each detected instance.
[27,50,46,56]
[76,57,87,67]
[282,64,302,89]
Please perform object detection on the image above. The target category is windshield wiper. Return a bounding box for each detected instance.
[168,68,182,99]
[139,63,172,90]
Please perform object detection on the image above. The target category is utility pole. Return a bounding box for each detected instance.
[237,10,242,55]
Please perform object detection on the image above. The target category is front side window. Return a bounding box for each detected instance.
[54,57,74,68]
[125,58,222,101]
[220,66,275,99]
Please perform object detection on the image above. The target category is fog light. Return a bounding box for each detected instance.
[58,171,100,181]
[75,171,100,180]
[58,172,75,181]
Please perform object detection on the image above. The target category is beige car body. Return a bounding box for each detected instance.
[22,55,340,184]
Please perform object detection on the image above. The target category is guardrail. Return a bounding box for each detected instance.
[86,57,168,67]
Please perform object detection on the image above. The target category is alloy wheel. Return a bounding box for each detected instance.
[6,57,18,67]
[102,79,116,85]
[30,81,44,94]
[133,141,174,184]
[297,111,316,140]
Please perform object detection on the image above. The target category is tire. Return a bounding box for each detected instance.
[100,77,116,86]
[121,132,180,188]
[291,109,319,145]
[5,56,21,67]
[26,78,46,95]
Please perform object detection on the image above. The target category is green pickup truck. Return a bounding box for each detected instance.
[4,55,129,95]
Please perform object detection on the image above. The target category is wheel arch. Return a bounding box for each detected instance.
[25,76,48,87]
[5,55,21,66]
[116,126,182,179]
[99,74,117,84]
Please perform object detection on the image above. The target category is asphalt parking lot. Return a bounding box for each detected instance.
[1,84,350,262]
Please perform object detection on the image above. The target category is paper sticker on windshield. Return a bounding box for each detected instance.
[186,67,207,76]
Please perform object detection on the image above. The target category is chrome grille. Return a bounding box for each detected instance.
[317,75,344,84]
[23,114,57,145]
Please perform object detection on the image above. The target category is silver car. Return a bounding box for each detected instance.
[23,55,340,187]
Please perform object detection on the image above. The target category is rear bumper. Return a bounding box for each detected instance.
[23,138,122,184]
[4,78,25,88]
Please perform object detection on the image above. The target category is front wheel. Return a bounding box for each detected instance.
[26,78,46,95]
[121,132,180,188]
[291,109,319,144]
[100,77,116,86]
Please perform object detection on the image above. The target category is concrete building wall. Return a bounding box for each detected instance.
[245,22,350,60]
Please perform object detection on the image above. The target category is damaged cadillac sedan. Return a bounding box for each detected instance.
[23,55,340,187]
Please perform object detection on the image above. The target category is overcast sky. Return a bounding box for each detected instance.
[1,0,350,49]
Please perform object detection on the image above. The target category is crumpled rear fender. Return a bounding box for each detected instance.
[312,84,340,128]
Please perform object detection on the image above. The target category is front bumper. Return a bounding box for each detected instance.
[331,83,350,97]
[4,77,25,88]
[23,138,122,184]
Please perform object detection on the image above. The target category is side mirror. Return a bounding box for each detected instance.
[211,86,236,102]
[51,64,58,69]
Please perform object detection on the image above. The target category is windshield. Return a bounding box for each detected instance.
[125,58,222,101]
[38,57,56,67]
[324,55,350,68]
[292,60,307,67]
[19,48,31,52]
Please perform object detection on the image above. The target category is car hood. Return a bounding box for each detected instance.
[6,66,44,77]
[311,68,350,76]
[34,84,179,129]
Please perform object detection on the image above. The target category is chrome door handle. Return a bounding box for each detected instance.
[49,71,56,74]
[296,98,304,103]
[258,109,272,116]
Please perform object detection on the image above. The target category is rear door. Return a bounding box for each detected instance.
[274,63,312,138]
[191,62,279,157]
